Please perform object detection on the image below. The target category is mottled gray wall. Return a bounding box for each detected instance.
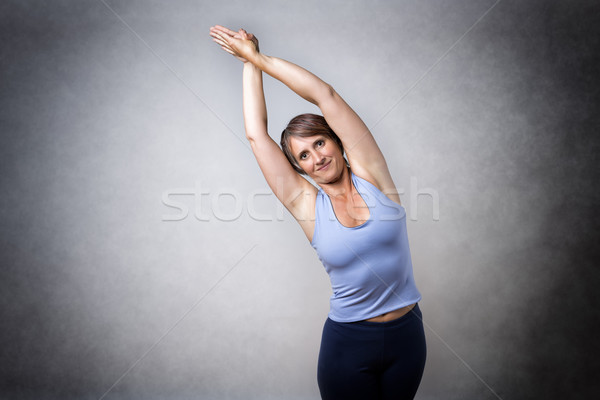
[1,0,598,399]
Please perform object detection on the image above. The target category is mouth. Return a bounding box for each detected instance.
[317,160,331,171]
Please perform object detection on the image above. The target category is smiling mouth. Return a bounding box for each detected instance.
[317,161,331,171]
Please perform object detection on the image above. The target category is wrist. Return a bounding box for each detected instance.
[250,52,269,69]
[243,60,260,71]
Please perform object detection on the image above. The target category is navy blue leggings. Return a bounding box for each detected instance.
[317,303,426,400]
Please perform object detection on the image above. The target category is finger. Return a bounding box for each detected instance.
[209,29,228,39]
[209,28,231,42]
[211,37,234,52]
[210,31,232,45]
[213,25,238,36]
[221,46,236,56]
[214,38,236,54]
[221,43,236,54]
[210,36,228,49]
[211,36,229,48]
[216,25,237,36]
[239,29,252,41]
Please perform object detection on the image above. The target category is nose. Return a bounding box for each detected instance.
[315,152,326,165]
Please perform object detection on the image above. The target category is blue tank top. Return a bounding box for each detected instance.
[310,171,421,322]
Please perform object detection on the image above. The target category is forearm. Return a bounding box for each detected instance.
[251,53,332,106]
[242,62,268,140]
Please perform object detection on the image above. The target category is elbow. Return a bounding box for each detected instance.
[324,83,336,99]
[315,83,336,106]
[244,126,267,143]
[245,132,261,144]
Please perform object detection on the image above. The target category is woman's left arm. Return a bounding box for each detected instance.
[252,54,393,187]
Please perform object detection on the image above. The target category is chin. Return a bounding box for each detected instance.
[321,168,345,185]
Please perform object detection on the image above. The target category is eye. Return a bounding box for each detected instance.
[317,140,324,147]
[299,153,307,160]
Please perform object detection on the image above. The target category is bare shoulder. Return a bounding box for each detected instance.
[349,162,402,206]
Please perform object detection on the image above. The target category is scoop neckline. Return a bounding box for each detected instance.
[323,172,371,229]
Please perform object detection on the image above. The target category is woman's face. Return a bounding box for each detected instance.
[289,134,344,183]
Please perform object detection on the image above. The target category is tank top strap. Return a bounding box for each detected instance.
[311,188,328,246]
[350,171,379,210]
[350,171,406,220]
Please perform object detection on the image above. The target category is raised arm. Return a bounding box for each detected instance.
[242,62,315,209]
[210,26,317,224]
[210,25,399,201]
[252,54,332,106]
[255,54,397,197]
[242,62,267,140]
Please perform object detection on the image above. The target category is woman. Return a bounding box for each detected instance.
[209,25,426,400]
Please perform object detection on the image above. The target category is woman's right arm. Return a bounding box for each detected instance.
[242,61,315,220]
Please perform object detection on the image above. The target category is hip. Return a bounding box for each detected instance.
[323,303,424,336]
[319,303,425,357]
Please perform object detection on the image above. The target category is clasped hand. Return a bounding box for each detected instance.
[209,25,259,63]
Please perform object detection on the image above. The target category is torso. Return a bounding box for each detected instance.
[295,183,370,243]
[292,168,411,323]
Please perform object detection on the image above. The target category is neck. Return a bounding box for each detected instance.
[319,166,353,201]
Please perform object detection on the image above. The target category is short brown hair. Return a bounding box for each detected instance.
[280,113,348,175]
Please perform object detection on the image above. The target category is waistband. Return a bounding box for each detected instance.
[328,303,422,330]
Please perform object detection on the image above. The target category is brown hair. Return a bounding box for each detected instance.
[280,113,348,175]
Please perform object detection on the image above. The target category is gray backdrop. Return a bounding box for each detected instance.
[1,0,598,399]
